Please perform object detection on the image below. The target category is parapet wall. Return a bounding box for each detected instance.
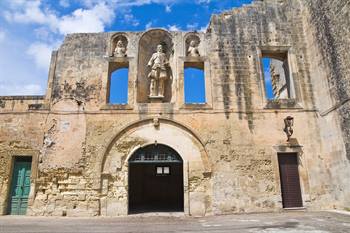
[0,96,47,112]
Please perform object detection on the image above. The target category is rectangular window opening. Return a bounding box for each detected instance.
[184,62,206,104]
[156,166,171,176]
[108,63,129,104]
[261,52,292,100]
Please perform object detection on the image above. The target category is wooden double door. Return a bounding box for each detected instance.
[128,144,184,213]
[128,163,184,213]
[8,157,32,215]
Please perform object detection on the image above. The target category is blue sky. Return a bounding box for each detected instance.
[262,58,275,99]
[0,0,253,96]
[109,68,128,104]
[184,67,206,104]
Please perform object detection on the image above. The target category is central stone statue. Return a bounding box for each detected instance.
[147,44,169,98]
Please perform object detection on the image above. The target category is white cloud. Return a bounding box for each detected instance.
[123,13,140,27]
[59,0,70,8]
[3,0,31,10]
[80,0,186,8]
[264,71,271,81]
[200,24,208,32]
[0,34,48,96]
[195,0,211,4]
[165,5,171,13]
[58,3,115,34]
[34,27,54,41]
[168,25,180,31]
[0,84,43,96]
[0,31,5,43]
[145,21,153,30]
[11,1,46,23]
[4,1,115,35]
[5,1,58,31]
[186,23,199,31]
[27,42,57,70]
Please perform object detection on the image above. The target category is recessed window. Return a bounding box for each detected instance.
[184,62,205,104]
[108,67,128,104]
[261,52,292,100]
[156,166,170,175]
[163,166,170,174]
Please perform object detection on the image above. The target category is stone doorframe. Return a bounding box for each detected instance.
[0,149,39,215]
[272,143,311,209]
[99,118,212,217]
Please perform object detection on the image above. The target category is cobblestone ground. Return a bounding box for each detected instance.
[0,211,349,233]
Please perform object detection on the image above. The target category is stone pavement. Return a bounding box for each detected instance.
[0,211,349,233]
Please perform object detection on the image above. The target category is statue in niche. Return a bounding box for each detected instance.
[283,116,294,141]
[187,40,200,57]
[114,40,127,57]
[147,44,169,98]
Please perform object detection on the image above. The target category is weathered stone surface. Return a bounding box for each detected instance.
[0,0,349,217]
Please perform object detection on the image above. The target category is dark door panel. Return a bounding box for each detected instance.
[278,153,303,208]
[129,163,183,213]
[128,144,184,213]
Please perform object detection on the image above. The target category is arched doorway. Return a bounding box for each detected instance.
[128,144,184,213]
[100,118,211,216]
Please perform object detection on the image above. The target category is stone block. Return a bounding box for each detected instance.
[189,192,206,217]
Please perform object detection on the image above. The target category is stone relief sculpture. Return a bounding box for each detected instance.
[283,116,294,141]
[114,40,127,57]
[147,44,169,98]
[53,79,97,106]
[187,40,200,57]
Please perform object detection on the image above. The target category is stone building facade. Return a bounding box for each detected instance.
[0,0,349,216]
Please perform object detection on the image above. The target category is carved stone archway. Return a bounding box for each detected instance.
[99,118,211,216]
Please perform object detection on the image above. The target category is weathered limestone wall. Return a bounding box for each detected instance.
[206,0,317,212]
[0,0,349,216]
[0,113,45,214]
[208,0,313,111]
[303,0,350,158]
[300,0,350,208]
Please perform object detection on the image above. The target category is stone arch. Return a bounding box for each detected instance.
[137,29,174,103]
[101,118,211,173]
[99,118,212,217]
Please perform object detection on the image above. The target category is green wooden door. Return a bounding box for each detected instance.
[9,157,32,215]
